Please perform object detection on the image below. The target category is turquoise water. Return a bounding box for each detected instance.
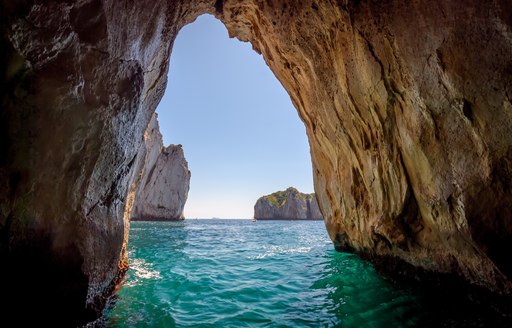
[105,220,425,327]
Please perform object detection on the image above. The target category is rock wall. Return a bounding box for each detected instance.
[131,113,190,221]
[0,0,194,324]
[1,0,512,324]
[215,0,512,296]
[254,187,322,220]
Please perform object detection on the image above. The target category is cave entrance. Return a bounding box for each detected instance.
[149,14,314,219]
[112,14,330,324]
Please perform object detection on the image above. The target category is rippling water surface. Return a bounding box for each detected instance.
[105,219,424,327]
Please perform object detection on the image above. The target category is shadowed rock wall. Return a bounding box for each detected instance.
[0,0,200,324]
[1,0,511,324]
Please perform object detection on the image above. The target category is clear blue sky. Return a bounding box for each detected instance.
[156,15,313,218]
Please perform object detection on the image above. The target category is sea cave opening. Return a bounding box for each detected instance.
[108,14,416,327]
[112,14,344,326]
[2,2,511,326]
[155,14,315,220]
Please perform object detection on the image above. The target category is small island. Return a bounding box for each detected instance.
[254,187,323,220]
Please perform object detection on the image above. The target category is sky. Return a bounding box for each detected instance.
[156,14,313,219]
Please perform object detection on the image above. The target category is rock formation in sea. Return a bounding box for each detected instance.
[254,187,323,220]
[131,113,190,221]
[1,0,512,325]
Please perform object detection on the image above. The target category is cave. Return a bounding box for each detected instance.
[1,0,512,325]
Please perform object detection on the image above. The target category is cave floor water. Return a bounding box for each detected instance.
[103,220,511,327]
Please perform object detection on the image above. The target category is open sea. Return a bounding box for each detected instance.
[103,219,510,327]
[104,219,423,327]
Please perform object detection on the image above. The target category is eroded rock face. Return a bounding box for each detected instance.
[131,113,190,221]
[1,0,512,324]
[254,187,322,220]
[215,0,512,295]
[0,0,193,324]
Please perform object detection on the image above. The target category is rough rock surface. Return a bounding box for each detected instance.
[214,0,512,296]
[254,187,322,220]
[131,113,190,221]
[1,0,512,324]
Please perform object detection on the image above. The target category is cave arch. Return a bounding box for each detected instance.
[149,14,314,220]
[1,0,512,325]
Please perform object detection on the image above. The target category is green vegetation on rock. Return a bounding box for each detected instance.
[255,187,322,220]
[265,190,287,207]
[263,187,315,208]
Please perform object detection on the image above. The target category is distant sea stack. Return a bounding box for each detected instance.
[131,113,191,221]
[254,187,323,220]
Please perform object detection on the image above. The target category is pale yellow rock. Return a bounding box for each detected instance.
[216,0,512,295]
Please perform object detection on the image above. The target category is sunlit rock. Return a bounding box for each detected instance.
[131,113,190,221]
[254,187,322,220]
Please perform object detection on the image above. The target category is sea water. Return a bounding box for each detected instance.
[104,219,428,327]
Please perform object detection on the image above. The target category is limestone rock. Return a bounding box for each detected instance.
[1,0,512,324]
[131,114,190,221]
[215,0,512,296]
[0,0,193,324]
[254,187,323,220]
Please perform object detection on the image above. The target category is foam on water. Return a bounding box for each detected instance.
[125,257,162,287]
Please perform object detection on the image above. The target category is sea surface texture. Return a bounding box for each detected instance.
[105,220,427,327]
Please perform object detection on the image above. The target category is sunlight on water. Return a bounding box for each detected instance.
[105,220,424,327]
